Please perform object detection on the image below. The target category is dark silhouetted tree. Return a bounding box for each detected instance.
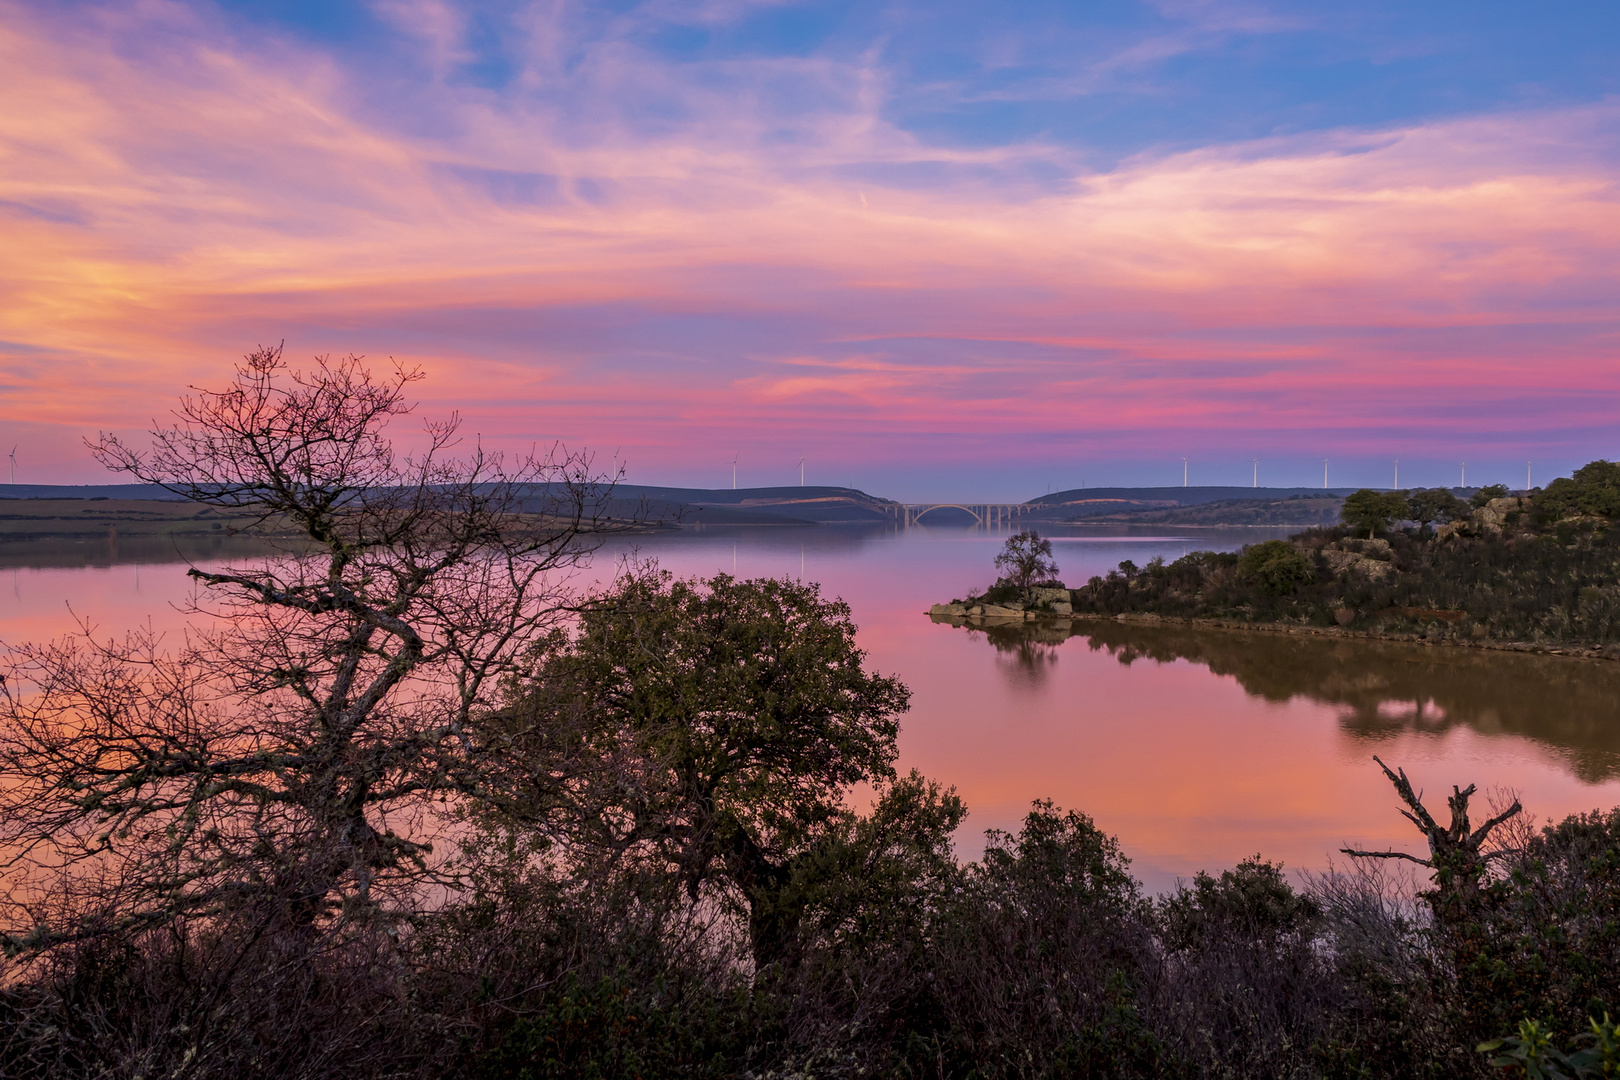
[0,345,612,951]
[486,569,912,969]
[1340,489,1411,537]
[994,530,1060,598]
[1407,487,1470,531]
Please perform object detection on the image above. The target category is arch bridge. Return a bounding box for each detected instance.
[891,503,1035,528]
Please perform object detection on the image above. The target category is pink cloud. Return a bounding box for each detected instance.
[1,2,1618,488]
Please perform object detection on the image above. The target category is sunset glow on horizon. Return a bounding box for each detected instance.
[3,0,1619,497]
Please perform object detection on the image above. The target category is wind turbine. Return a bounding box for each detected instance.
[731,451,738,491]
[6,445,14,485]
[1460,461,1466,488]
[1526,460,1533,491]
[799,455,805,487]
[1252,457,1258,488]
[1322,459,1329,489]
[1392,459,1399,490]
[1182,457,1188,488]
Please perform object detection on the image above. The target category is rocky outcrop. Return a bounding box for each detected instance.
[934,586,1076,621]
[1474,496,1530,532]
[929,599,1072,621]
[1322,538,1395,581]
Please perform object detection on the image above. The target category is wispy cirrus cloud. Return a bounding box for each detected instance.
[0,0,1618,492]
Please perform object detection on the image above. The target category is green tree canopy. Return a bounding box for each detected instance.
[1470,483,1510,508]
[1341,489,1411,537]
[1407,487,1470,529]
[488,569,912,967]
[1539,460,1620,520]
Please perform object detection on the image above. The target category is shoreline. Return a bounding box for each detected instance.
[930,607,1620,664]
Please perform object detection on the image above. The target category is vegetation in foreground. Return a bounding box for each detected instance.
[2,352,1618,1079]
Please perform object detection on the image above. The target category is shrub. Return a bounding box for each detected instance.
[1238,540,1317,596]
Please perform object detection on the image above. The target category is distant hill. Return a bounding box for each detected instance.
[0,483,187,501]
[1021,486,1363,519]
[1061,495,1347,527]
[539,484,901,525]
[0,483,902,527]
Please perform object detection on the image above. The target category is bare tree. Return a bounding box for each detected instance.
[993,530,1059,599]
[0,345,617,951]
[1342,756,1522,919]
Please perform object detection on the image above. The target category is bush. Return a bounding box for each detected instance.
[1238,540,1317,596]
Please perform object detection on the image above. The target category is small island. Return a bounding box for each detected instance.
[934,461,1620,657]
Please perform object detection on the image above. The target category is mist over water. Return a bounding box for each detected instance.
[6,522,1620,892]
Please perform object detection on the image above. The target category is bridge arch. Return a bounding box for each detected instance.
[909,503,984,525]
[897,503,1033,528]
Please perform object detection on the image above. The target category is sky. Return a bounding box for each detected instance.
[2,0,1619,499]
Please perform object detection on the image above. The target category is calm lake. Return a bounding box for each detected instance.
[6,522,1620,891]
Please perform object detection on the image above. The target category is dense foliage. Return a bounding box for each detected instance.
[8,735,1620,1079]
[1066,463,1620,648]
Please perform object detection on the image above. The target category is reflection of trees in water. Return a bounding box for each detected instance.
[1077,622,1620,783]
[951,617,1620,782]
[964,620,1069,692]
[0,534,296,570]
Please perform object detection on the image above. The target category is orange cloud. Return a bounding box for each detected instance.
[1,2,1618,484]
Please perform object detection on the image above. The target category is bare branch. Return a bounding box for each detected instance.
[5,347,631,953]
[1338,847,1432,867]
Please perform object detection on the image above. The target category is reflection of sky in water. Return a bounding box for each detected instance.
[1374,700,1449,724]
[6,522,1620,894]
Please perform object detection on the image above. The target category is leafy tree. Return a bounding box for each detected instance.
[0,346,610,950]
[993,530,1060,598]
[488,569,912,968]
[1237,540,1316,596]
[1471,483,1511,508]
[1407,487,1470,530]
[1340,489,1411,537]
[1540,460,1620,520]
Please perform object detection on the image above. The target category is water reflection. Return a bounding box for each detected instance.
[958,619,1069,692]
[941,615,1620,783]
[15,523,1620,880]
[0,534,290,569]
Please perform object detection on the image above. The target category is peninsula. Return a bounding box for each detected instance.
[933,462,1620,656]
